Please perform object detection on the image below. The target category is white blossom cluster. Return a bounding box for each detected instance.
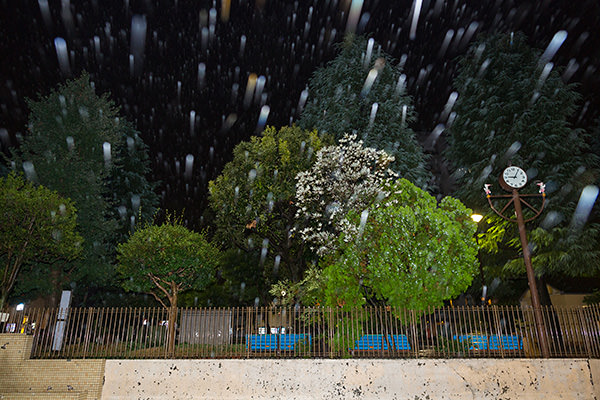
[294,134,396,256]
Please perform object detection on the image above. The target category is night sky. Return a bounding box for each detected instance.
[1,0,599,228]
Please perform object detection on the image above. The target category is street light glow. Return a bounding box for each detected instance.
[471,214,483,223]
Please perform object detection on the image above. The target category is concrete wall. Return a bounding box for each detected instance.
[102,358,600,400]
[2,333,600,399]
[0,334,105,400]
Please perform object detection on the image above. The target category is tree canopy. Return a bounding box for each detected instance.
[320,179,478,311]
[298,34,429,187]
[209,125,330,283]
[0,173,82,310]
[117,217,219,309]
[294,134,396,256]
[445,32,599,299]
[446,32,594,211]
[10,73,157,305]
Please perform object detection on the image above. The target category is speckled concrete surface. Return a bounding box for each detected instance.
[101,358,599,399]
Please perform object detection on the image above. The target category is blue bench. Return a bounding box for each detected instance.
[246,334,312,351]
[279,334,311,350]
[247,334,278,351]
[353,334,411,351]
[453,334,523,350]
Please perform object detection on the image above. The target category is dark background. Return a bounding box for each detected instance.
[1,0,599,228]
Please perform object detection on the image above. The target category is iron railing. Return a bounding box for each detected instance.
[1,305,599,359]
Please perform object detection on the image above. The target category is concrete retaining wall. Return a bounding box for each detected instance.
[102,358,600,399]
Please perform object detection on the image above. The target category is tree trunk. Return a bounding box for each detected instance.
[167,289,178,357]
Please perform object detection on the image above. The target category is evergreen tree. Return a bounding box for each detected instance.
[446,32,599,295]
[298,34,429,187]
[106,122,159,245]
[10,73,157,305]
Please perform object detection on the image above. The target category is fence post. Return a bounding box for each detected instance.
[577,307,593,358]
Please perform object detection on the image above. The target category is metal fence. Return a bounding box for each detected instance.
[1,305,599,359]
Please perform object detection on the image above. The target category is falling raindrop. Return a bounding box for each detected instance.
[273,255,281,275]
[345,0,363,34]
[394,74,406,97]
[562,59,579,82]
[539,30,567,66]
[239,35,246,58]
[360,68,378,97]
[184,154,194,180]
[130,15,147,75]
[504,141,521,159]
[66,136,74,150]
[103,142,111,168]
[409,0,423,40]
[571,185,599,230]
[438,30,454,58]
[23,161,38,182]
[243,73,257,108]
[0,128,10,149]
[368,103,378,128]
[248,169,257,183]
[131,194,141,213]
[259,238,269,265]
[54,37,71,76]
[197,63,206,88]
[363,38,374,69]
[38,0,53,29]
[357,209,369,238]
[297,89,308,115]
[254,75,266,104]
[189,110,196,136]
[537,63,553,88]
[256,105,270,132]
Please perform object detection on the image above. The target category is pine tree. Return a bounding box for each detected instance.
[446,32,599,293]
[298,34,430,187]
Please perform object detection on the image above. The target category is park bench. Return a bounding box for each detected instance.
[453,334,523,351]
[352,334,411,352]
[278,333,311,350]
[246,334,312,352]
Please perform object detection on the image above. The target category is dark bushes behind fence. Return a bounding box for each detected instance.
[1,305,599,359]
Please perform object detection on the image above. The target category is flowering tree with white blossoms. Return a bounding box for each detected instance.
[294,134,396,256]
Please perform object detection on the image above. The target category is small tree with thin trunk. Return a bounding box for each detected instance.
[117,217,219,354]
[0,173,82,310]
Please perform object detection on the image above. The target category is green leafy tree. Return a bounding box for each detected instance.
[298,34,429,187]
[117,217,219,353]
[321,179,478,311]
[209,125,330,283]
[0,173,82,310]
[445,32,599,300]
[10,73,157,305]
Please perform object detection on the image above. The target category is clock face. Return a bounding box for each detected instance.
[502,166,527,189]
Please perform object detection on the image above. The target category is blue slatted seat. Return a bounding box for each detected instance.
[279,334,311,350]
[453,334,523,350]
[246,334,278,351]
[389,334,411,350]
[354,334,388,350]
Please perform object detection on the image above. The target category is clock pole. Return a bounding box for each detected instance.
[484,169,550,358]
[511,188,550,358]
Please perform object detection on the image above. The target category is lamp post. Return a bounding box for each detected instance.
[484,166,549,358]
